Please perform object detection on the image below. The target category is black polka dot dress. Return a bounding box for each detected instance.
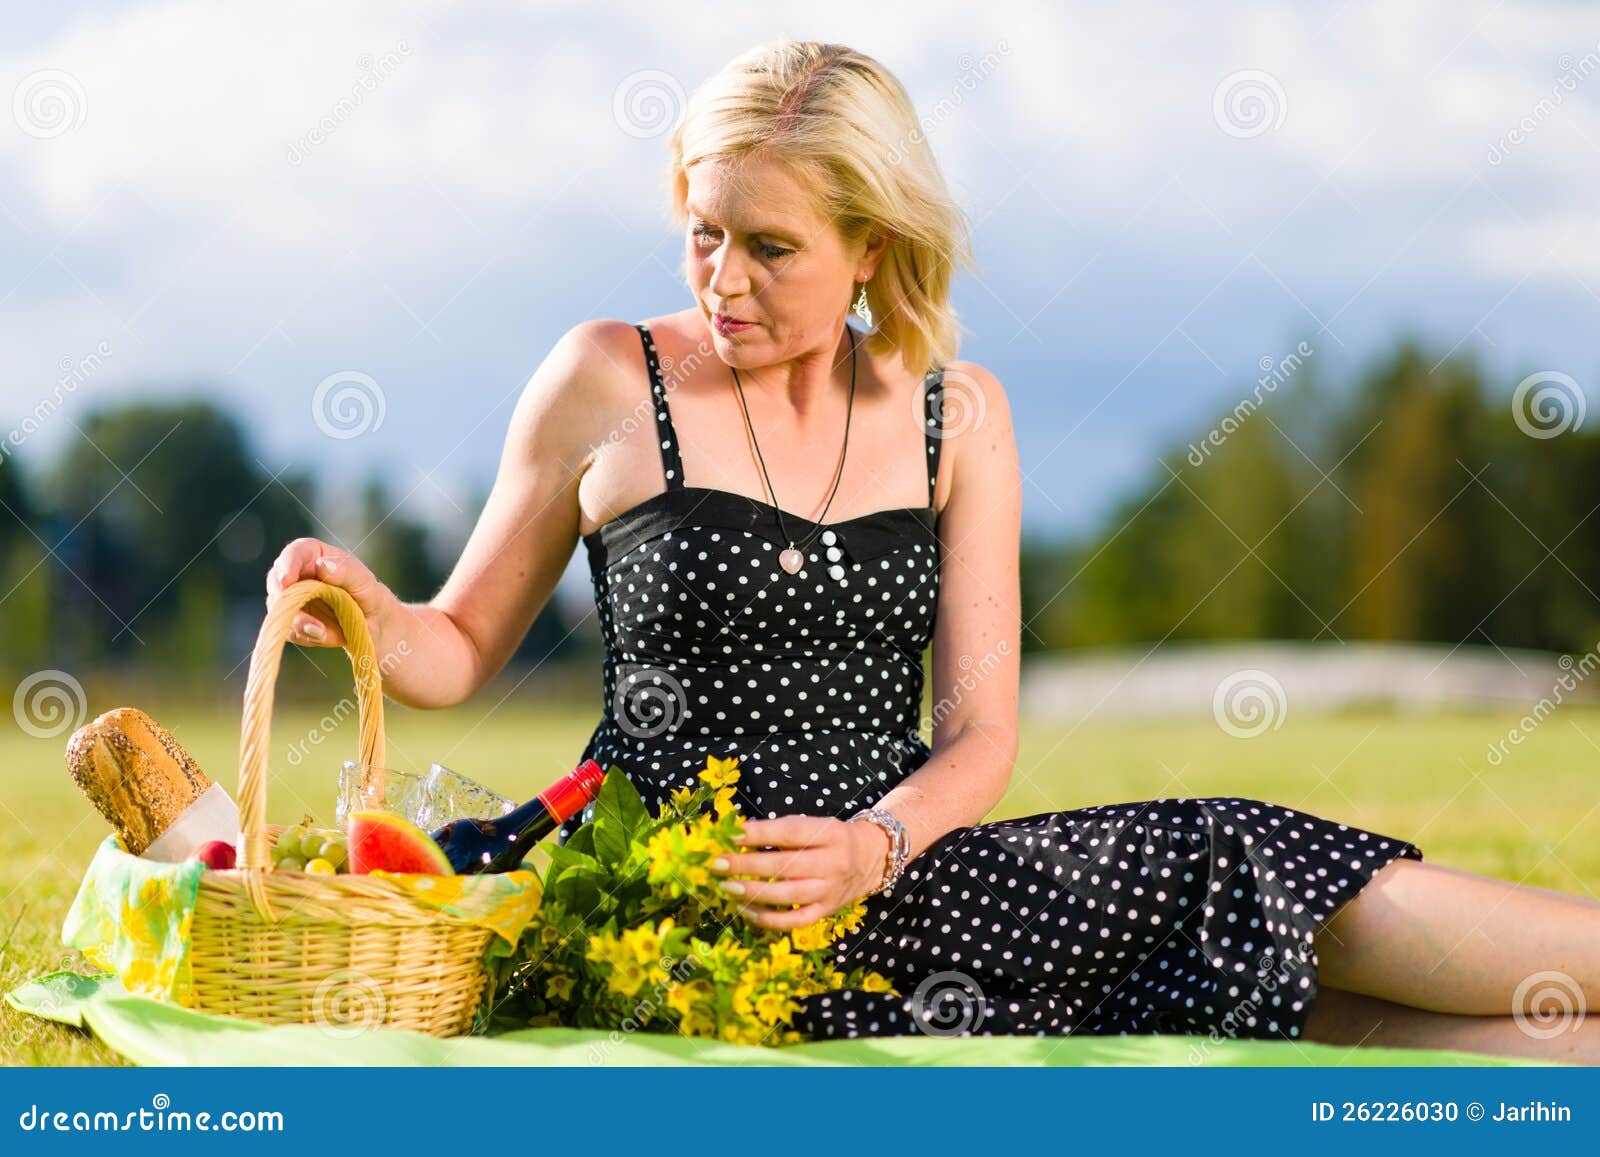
[566,322,1424,1043]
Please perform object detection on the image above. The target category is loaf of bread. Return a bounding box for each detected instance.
[65,707,212,855]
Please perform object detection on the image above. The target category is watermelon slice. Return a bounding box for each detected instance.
[347,810,454,876]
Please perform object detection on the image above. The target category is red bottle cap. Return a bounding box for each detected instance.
[538,758,608,824]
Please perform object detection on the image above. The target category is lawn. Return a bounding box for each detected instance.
[4,687,1598,1066]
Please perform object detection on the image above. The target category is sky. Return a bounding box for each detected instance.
[3,0,1599,604]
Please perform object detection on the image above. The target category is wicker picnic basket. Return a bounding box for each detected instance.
[183,578,496,1036]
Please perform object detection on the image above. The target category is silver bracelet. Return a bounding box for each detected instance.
[849,806,910,896]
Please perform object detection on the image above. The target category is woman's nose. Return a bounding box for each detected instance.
[706,246,751,299]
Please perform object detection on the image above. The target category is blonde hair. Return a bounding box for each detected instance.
[666,40,978,375]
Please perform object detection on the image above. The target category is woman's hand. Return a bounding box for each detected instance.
[709,815,890,930]
[264,537,400,652]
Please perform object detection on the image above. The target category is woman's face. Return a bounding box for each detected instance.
[684,156,871,365]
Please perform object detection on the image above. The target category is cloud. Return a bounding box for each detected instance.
[1,0,1597,546]
[1,0,652,253]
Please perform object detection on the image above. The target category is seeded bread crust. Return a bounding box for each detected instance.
[65,707,211,855]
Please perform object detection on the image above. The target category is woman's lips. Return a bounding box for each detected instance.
[713,312,756,335]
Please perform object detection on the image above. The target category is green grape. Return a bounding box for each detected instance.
[317,838,347,870]
[276,826,308,860]
[276,856,306,873]
[305,858,336,875]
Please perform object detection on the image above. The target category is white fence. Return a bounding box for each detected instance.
[1018,640,1600,724]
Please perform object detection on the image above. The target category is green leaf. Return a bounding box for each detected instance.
[542,843,600,903]
[591,765,649,869]
[557,865,613,918]
[606,764,651,835]
[563,821,596,857]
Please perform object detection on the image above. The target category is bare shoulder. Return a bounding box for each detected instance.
[539,317,645,405]
[939,358,1014,427]
[503,318,646,472]
[937,358,1018,484]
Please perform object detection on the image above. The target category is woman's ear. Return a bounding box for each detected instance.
[861,228,896,274]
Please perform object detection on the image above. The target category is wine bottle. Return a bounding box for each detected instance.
[431,759,606,874]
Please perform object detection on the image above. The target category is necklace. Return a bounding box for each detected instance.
[730,324,858,578]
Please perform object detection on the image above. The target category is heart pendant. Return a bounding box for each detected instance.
[778,547,804,574]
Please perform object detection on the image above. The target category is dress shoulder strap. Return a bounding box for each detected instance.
[636,323,685,491]
[923,367,945,510]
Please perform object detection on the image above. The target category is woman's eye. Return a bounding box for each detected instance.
[692,223,787,260]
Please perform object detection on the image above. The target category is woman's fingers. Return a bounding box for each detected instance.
[712,846,825,879]
[736,815,837,849]
[265,537,328,597]
[737,901,834,931]
[708,817,859,925]
[265,538,392,649]
[290,608,345,649]
[722,875,830,906]
[308,551,390,618]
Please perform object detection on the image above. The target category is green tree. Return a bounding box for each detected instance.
[49,400,312,667]
[0,540,51,674]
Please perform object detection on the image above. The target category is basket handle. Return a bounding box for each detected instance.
[237,579,386,875]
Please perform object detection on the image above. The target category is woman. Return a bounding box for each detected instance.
[267,41,1599,1062]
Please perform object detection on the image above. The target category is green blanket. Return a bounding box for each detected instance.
[6,970,1545,1067]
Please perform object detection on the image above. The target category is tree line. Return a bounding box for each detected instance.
[0,401,575,684]
[1022,338,1600,656]
[2,336,1595,684]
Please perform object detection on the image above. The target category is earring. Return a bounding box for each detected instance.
[852,280,874,330]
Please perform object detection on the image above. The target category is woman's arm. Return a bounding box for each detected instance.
[265,319,629,709]
[873,360,1023,862]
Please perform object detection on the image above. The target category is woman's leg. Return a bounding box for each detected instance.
[1311,857,1599,1022]
[1302,984,1599,1065]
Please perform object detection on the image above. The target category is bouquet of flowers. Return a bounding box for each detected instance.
[486,755,897,1045]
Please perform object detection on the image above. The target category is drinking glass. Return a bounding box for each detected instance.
[337,760,516,831]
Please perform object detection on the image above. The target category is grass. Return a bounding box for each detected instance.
[4,688,1598,1065]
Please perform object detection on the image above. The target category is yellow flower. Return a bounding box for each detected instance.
[647,812,745,900]
[683,1008,719,1038]
[493,747,921,1048]
[790,921,831,952]
[666,980,703,1019]
[698,755,740,792]
[859,971,897,994]
[624,923,662,964]
[829,901,868,937]
[585,931,624,968]
[693,935,752,985]
[608,957,648,999]
[765,936,800,973]
[735,1020,774,1045]
[754,991,797,1025]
